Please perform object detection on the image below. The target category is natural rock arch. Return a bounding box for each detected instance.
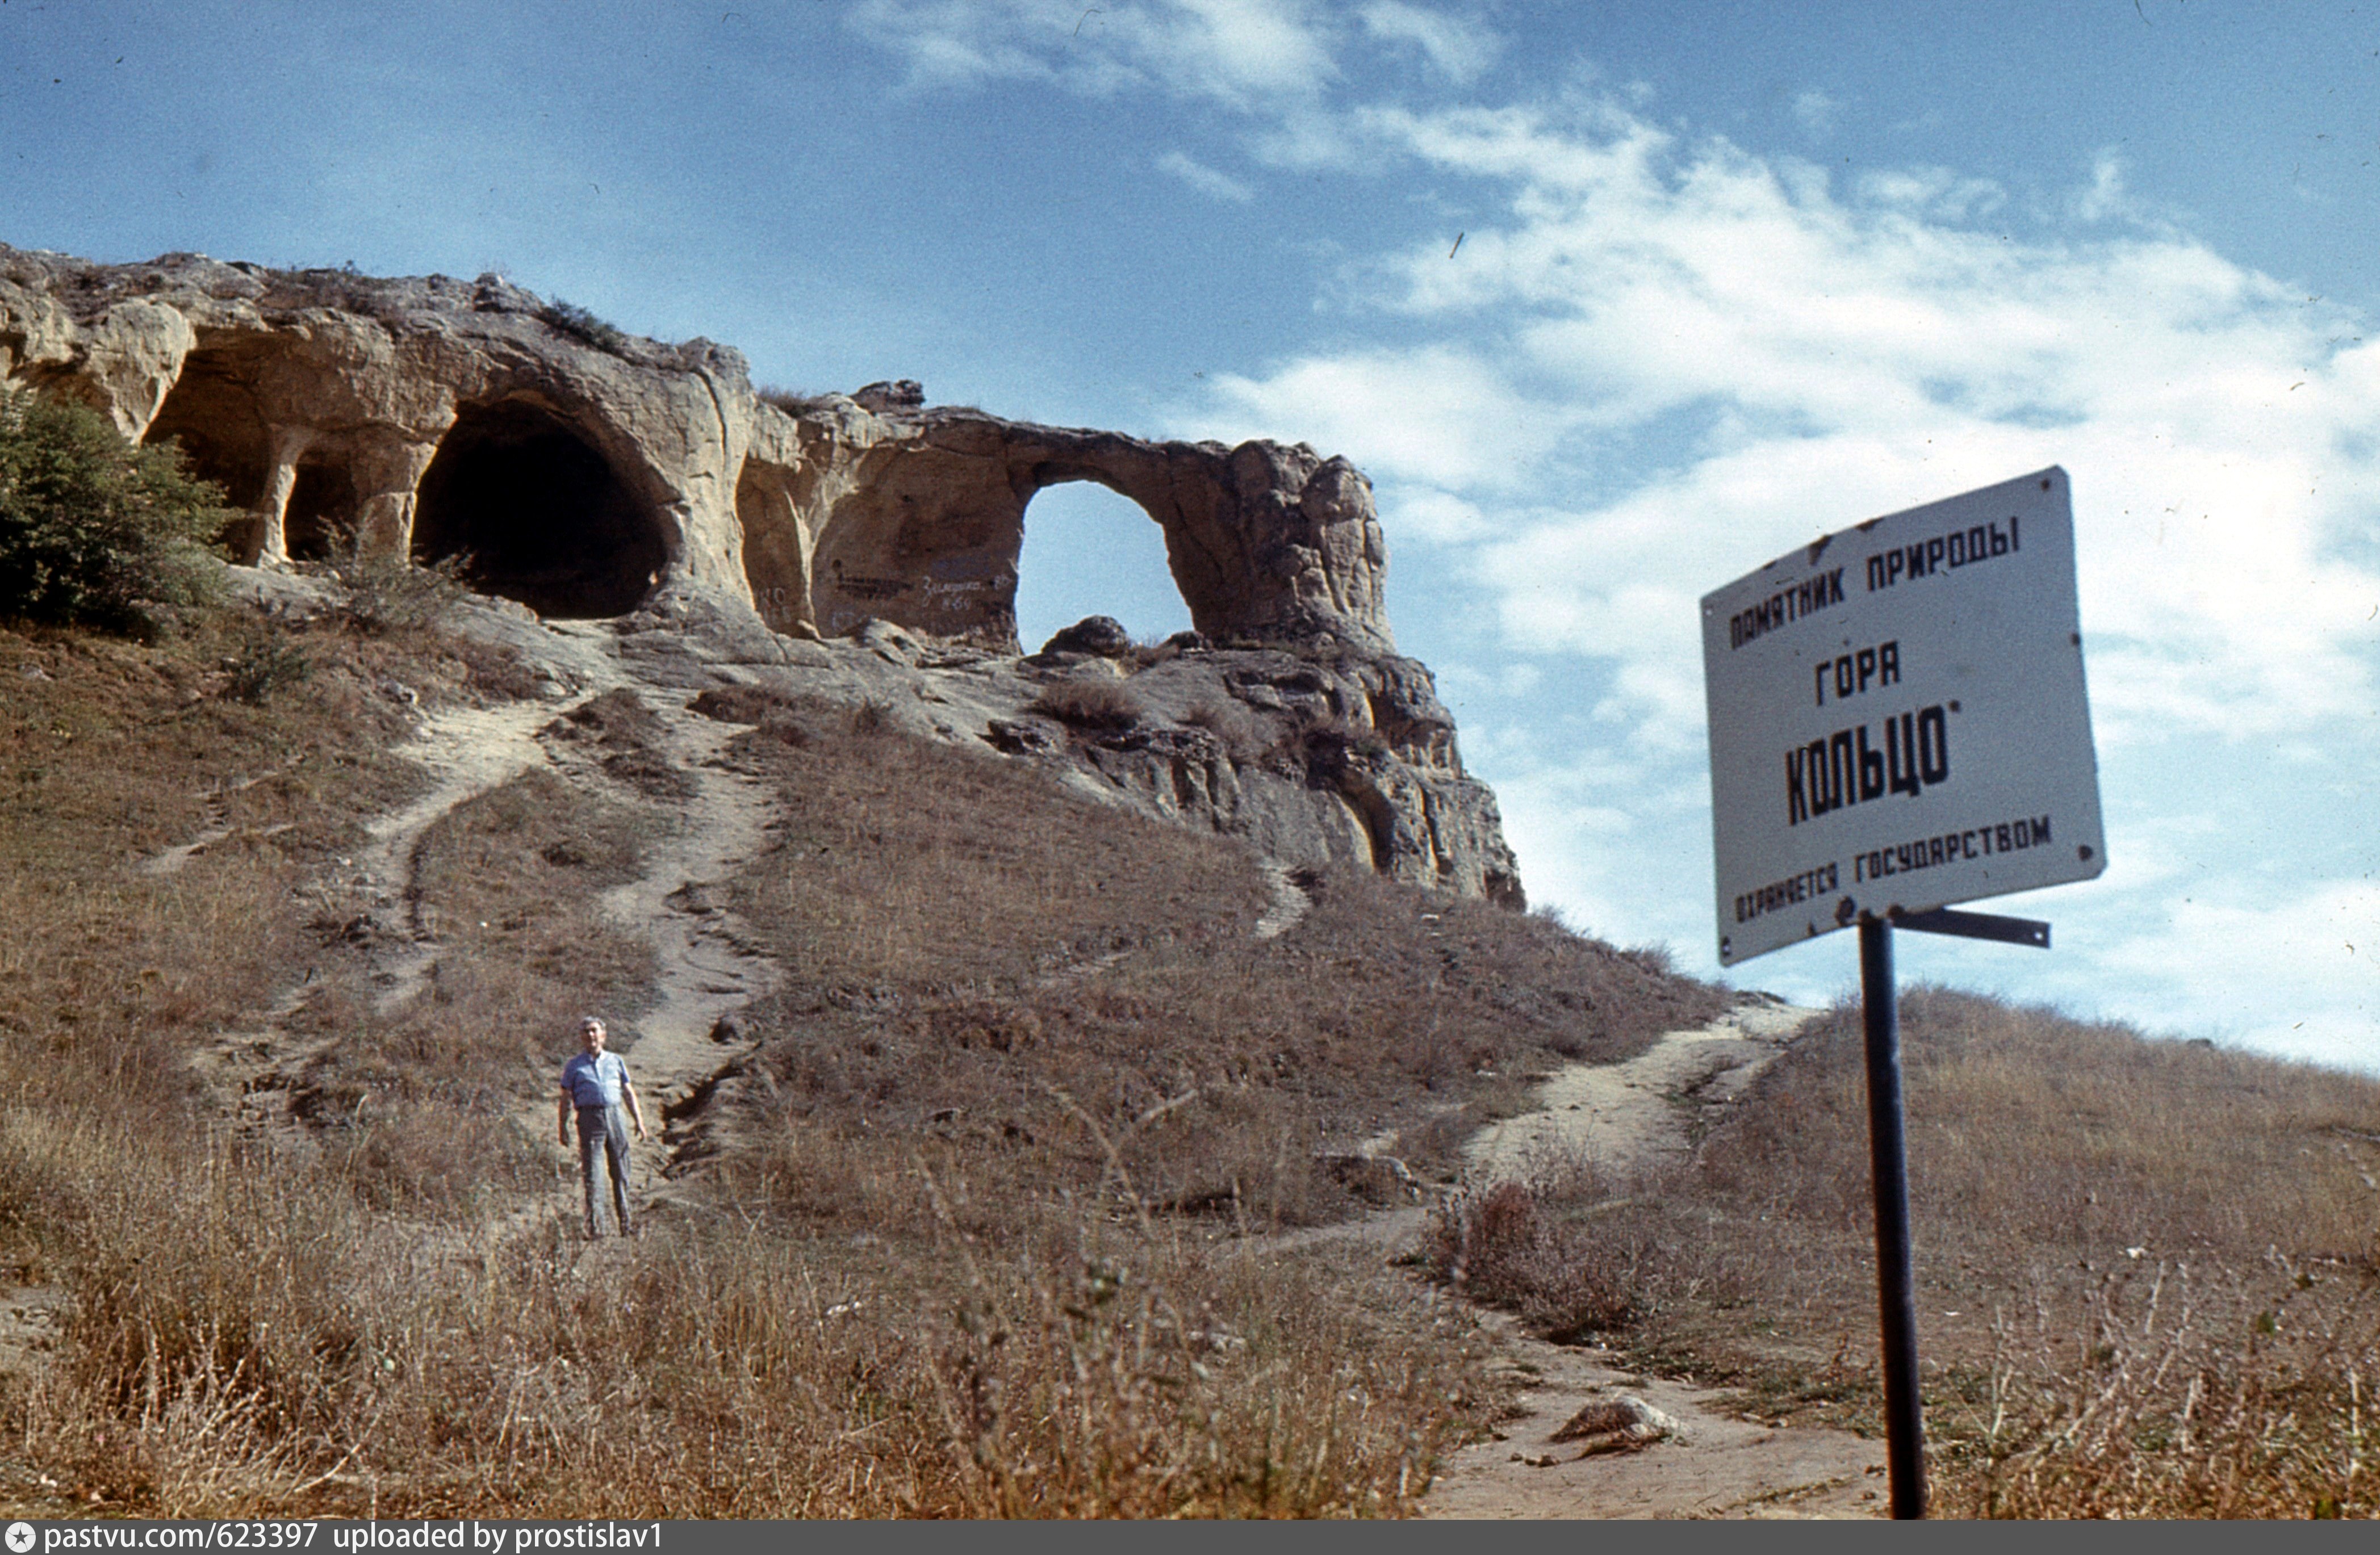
[411,397,664,618]
[1,245,1520,908]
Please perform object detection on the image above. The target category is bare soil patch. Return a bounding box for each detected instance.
[1423,1310,1885,1518]
[1409,1000,1890,1519]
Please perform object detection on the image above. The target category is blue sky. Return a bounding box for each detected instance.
[7,1,2376,1069]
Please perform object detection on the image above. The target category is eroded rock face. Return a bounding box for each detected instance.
[0,244,1516,906]
[738,397,1393,654]
[2,249,746,618]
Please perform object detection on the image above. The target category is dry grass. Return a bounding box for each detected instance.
[7,1104,1476,1516]
[1181,698,1264,761]
[1436,986,2380,1518]
[275,764,659,1214]
[1027,677,1142,732]
[709,709,1725,1230]
[1,605,1723,1516]
[755,386,835,416]
[50,598,2366,1517]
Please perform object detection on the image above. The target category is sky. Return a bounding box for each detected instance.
[5,0,2376,1070]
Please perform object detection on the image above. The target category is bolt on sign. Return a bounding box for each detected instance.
[1701,467,2107,966]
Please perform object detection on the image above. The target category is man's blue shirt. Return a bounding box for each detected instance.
[563,1049,630,1108]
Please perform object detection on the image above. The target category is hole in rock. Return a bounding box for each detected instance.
[412,399,662,618]
[285,457,358,560]
[143,346,269,548]
[1014,480,1190,653]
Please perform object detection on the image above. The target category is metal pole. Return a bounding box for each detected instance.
[1859,916,1927,1518]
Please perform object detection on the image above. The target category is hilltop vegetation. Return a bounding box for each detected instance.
[0,394,229,635]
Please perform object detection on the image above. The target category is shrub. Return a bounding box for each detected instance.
[1305,714,1390,760]
[325,522,466,634]
[756,385,834,414]
[537,298,633,357]
[221,624,312,705]
[0,391,230,634]
[1181,698,1264,761]
[1428,1176,1637,1342]
[1030,678,1141,731]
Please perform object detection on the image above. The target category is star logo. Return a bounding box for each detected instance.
[6,1521,36,1553]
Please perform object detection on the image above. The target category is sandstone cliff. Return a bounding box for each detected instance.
[0,244,1522,906]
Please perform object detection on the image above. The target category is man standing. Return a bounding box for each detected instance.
[558,1016,648,1238]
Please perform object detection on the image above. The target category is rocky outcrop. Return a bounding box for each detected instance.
[1,249,739,621]
[742,400,1393,652]
[1059,642,1524,906]
[0,244,1517,906]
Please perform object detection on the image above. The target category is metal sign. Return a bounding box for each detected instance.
[1701,467,2106,966]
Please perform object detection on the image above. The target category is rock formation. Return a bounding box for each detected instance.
[0,244,1522,906]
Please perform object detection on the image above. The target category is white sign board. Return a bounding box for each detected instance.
[1701,467,2106,966]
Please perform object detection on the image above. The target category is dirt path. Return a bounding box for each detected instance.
[357,699,561,1014]
[177,695,568,1138]
[1252,861,1312,940]
[1421,1309,1888,1519]
[574,698,780,1194]
[165,622,781,1231]
[1410,999,1891,1519]
[1462,997,1819,1183]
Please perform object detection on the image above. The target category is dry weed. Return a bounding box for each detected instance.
[1028,678,1141,732]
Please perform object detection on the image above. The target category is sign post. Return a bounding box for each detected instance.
[1699,467,2106,1519]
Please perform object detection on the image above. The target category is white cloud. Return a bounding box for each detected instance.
[850,1,1511,112]
[1854,165,2005,221]
[1791,89,1838,136]
[1379,484,1492,544]
[1358,2,1500,85]
[1148,0,1340,102]
[2071,147,2132,223]
[846,0,1336,111]
[1180,344,1568,490]
[2095,881,2380,1070]
[1156,149,1254,201]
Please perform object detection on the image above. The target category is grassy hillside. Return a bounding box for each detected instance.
[8,582,2373,1519]
[1432,987,2380,1518]
[0,600,1722,1517]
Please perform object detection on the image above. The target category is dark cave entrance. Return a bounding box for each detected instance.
[141,346,269,554]
[411,399,663,618]
[285,456,358,561]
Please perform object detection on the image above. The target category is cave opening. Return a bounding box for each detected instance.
[411,399,662,618]
[141,346,269,552]
[1013,479,1190,653]
[285,456,358,561]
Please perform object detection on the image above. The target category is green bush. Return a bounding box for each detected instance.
[325,522,467,634]
[537,298,632,357]
[0,391,231,633]
[223,623,313,705]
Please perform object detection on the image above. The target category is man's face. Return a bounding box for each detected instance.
[580,1021,605,1056]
